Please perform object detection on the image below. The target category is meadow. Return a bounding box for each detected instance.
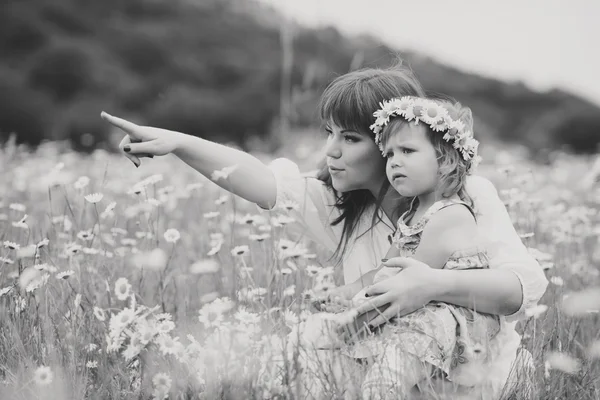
[0,135,598,400]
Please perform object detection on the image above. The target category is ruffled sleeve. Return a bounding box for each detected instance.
[263,158,339,252]
[466,175,549,322]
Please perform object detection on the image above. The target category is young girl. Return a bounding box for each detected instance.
[318,96,502,399]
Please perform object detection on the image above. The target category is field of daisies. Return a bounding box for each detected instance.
[0,137,599,400]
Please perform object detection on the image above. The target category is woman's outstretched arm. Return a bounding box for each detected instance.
[101,112,277,209]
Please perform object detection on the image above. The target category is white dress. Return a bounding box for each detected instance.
[265,158,548,398]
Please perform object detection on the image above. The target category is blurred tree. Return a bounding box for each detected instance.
[27,43,94,102]
[553,113,600,154]
[0,72,51,146]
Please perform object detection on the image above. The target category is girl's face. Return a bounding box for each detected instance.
[383,123,440,199]
[324,121,387,194]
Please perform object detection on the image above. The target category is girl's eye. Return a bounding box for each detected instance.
[384,150,393,159]
[401,148,414,154]
[344,135,359,143]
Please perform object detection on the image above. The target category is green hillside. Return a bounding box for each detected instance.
[1,0,599,154]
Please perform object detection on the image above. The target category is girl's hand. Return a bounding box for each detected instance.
[350,257,440,328]
[101,112,183,167]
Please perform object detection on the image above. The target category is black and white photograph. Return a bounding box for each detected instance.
[0,0,599,398]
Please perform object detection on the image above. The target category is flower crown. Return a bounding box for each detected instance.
[369,96,480,164]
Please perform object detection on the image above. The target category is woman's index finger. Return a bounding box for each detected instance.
[101,112,139,134]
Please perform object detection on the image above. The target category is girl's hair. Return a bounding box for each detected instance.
[378,95,475,211]
[315,60,426,261]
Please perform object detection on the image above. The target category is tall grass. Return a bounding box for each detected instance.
[0,138,598,399]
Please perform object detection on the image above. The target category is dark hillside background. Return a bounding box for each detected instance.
[1,0,599,154]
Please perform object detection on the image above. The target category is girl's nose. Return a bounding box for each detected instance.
[389,155,402,168]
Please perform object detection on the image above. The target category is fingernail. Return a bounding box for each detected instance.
[124,145,131,153]
[381,258,388,262]
[101,111,109,118]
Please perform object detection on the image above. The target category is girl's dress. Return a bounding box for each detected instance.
[345,199,502,390]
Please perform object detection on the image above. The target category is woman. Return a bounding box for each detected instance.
[101,64,547,398]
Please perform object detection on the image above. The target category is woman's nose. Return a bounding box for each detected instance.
[325,137,342,158]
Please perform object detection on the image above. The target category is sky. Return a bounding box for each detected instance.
[258,0,600,106]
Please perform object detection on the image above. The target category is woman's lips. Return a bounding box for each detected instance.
[328,166,344,173]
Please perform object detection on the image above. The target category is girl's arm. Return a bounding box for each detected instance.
[412,204,479,270]
[415,204,523,315]
[101,112,277,209]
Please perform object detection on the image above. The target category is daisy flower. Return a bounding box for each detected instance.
[36,238,49,249]
[235,307,260,325]
[525,304,548,319]
[421,100,448,126]
[0,286,12,297]
[198,307,224,329]
[12,214,28,229]
[203,211,220,219]
[114,277,132,301]
[110,308,136,332]
[93,307,106,321]
[214,195,230,205]
[86,361,98,369]
[278,200,299,211]
[9,203,26,212]
[237,213,259,225]
[550,276,564,286]
[0,256,14,264]
[123,341,143,360]
[156,335,181,356]
[56,270,75,280]
[230,245,249,256]
[33,366,53,386]
[77,230,94,241]
[211,165,239,181]
[74,176,90,190]
[271,215,295,227]
[249,233,270,242]
[283,285,296,297]
[3,241,20,250]
[64,242,82,257]
[189,259,220,275]
[163,228,180,244]
[152,372,172,389]
[305,265,322,276]
[85,193,104,204]
[545,352,581,375]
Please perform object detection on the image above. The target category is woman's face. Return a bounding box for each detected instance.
[324,121,387,194]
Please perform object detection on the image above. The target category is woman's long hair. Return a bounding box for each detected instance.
[316,60,426,261]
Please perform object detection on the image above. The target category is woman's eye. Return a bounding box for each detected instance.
[344,135,359,143]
